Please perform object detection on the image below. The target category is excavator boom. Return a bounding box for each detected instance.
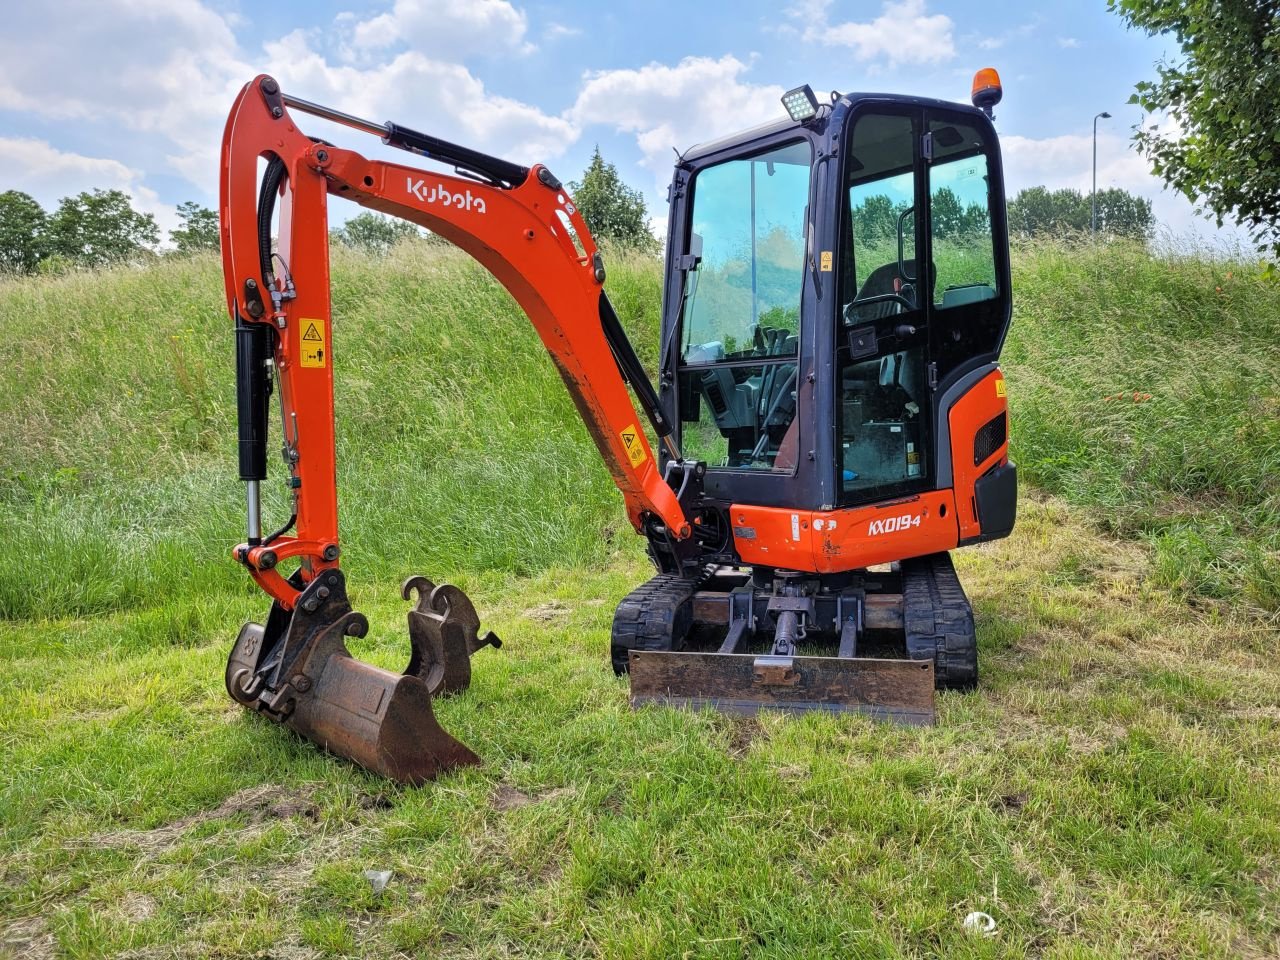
[219,76,692,781]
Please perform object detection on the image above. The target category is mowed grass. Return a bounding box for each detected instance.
[2,499,1278,958]
[1,241,1278,957]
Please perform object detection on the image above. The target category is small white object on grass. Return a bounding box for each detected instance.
[363,869,393,894]
[962,911,997,936]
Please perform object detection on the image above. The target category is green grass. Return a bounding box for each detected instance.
[1,240,1278,958]
[1008,240,1280,611]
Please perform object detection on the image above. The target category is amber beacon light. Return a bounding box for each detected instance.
[971,67,1003,118]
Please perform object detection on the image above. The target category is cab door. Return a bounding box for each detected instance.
[836,108,933,506]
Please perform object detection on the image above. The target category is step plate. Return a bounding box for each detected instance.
[628,651,935,725]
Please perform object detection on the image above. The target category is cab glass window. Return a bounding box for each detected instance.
[680,141,811,363]
[842,112,921,324]
[677,140,810,472]
[929,117,997,310]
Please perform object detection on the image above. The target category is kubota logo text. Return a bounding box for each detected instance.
[407,177,487,214]
[868,513,922,536]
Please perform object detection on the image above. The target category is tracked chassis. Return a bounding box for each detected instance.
[612,552,976,724]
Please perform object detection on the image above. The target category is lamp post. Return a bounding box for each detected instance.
[1092,111,1112,237]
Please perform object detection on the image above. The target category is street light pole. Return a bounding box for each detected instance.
[1092,111,1112,237]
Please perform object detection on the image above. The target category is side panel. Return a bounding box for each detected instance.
[730,490,959,573]
[948,368,1009,540]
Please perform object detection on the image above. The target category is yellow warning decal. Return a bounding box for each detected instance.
[995,379,1007,398]
[619,423,648,468]
[300,318,326,368]
[819,250,833,272]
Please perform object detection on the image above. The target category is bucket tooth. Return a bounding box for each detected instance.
[225,569,497,784]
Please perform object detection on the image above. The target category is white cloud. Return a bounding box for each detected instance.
[263,31,576,161]
[544,22,583,40]
[0,138,180,238]
[1000,126,1250,247]
[350,0,533,57]
[0,0,575,205]
[1057,37,1081,49]
[571,55,784,180]
[0,0,251,195]
[790,0,955,67]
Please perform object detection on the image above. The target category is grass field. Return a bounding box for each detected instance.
[1,242,1278,958]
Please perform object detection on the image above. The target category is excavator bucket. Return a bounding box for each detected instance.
[225,570,499,784]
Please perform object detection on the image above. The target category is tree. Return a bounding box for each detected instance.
[0,191,49,274]
[48,189,158,267]
[1109,1,1280,266]
[568,147,656,251]
[169,201,219,255]
[1006,186,1152,239]
[332,212,421,254]
[1092,187,1155,238]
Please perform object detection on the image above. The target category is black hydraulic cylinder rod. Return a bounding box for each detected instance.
[382,122,530,189]
[279,92,530,189]
[235,311,270,483]
[598,293,673,441]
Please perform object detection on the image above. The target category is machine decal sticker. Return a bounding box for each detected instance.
[619,424,647,467]
[995,379,1007,397]
[819,250,833,271]
[300,318,326,368]
[407,177,487,213]
[791,513,801,541]
[868,513,922,536]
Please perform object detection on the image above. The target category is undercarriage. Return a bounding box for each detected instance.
[613,552,977,725]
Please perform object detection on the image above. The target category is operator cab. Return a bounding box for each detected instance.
[658,82,1011,519]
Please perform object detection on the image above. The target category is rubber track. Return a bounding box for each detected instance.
[610,574,700,676]
[901,552,978,691]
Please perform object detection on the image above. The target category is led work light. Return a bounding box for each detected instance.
[781,84,819,122]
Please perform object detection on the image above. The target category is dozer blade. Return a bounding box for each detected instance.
[628,651,935,725]
[226,569,499,784]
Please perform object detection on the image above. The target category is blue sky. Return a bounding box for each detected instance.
[0,0,1249,247]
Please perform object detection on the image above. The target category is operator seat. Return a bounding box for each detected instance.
[845,259,935,324]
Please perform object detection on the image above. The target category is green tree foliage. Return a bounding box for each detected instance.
[1109,0,1280,267]
[568,147,656,252]
[1007,186,1153,239]
[332,211,421,254]
[850,191,988,243]
[0,191,49,275]
[48,189,159,268]
[169,201,220,255]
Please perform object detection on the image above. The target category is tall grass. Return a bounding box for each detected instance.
[0,244,660,620]
[0,237,1275,619]
[1007,239,1280,611]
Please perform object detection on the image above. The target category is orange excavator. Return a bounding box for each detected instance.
[220,71,1016,783]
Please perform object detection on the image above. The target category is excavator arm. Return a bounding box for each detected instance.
[218,76,694,783]
[221,75,691,610]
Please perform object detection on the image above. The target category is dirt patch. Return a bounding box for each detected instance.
[490,784,575,812]
[491,785,532,811]
[524,601,570,622]
[994,791,1029,813]
[0,915,54,960]
[358,791,394,811]
[91,784,319,851]
[724,715,763,758]
[119,893,158,923]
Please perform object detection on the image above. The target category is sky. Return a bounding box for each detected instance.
[0,0,1252,250]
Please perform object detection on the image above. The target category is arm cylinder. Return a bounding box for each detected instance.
[235,312,271,538]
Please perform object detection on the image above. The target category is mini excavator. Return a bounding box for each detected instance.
[220,70,1016,783]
